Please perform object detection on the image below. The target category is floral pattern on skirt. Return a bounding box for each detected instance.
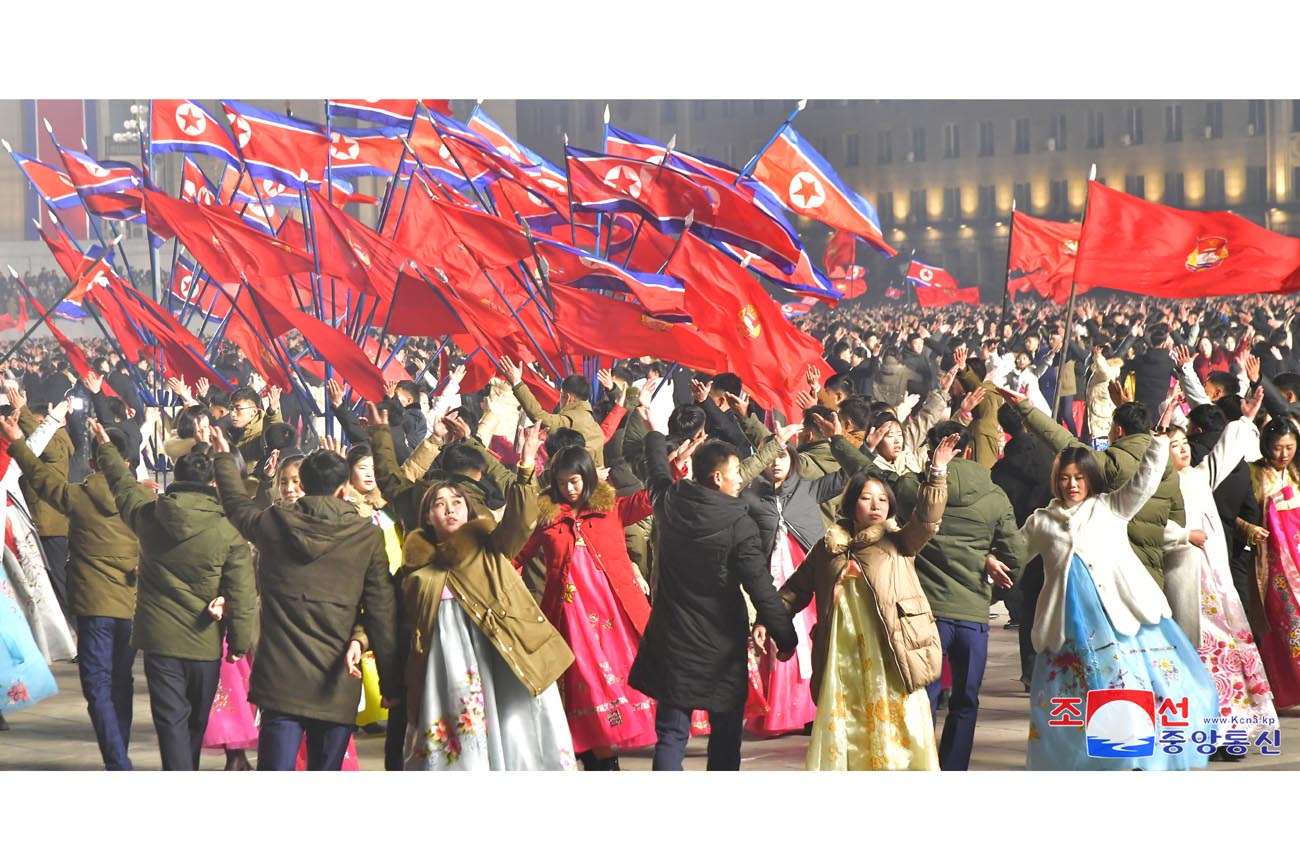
[1256,493,1300,709]
[1,556,57,713]
[805,576,938,771]
[404,598,575,771]
[747,532,817,736]
[203,637,258,752]
[1027,556,1218,771]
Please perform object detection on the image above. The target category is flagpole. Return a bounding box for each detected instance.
[1050,166,1095,422]
[419,103,495,215]
[595,106,609,255]
[41,119,113,251]
[562,133,579,247]
[734,99,806,184]
[997,200,1016,339]
[619,135,677,269]
[142,100,162,303]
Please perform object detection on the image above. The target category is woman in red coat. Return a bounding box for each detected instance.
[515,445,656,770]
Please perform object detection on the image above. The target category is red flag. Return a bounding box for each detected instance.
[1074,180,1300,298]
[823,231,856,275]
[179,157,218,205]
[907,259,959,291]
[565,147,711,233]
[302,188,413,300]
[222,101,330,188]
[916,285,980,308]
[28,299,93,380]
[548,284,723,374]
[16,296,29,332]
[1009,211,1082,303]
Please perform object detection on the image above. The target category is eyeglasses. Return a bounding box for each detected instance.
[232,404,258,414]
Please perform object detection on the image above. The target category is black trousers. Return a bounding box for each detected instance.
[1017,559,1045,682]
[143,653,221,771]
[39,536,71,625]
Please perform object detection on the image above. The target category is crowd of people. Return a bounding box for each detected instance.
[2,287,1297,771]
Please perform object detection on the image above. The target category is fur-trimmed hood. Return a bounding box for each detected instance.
[402,517,496,570]
[824,517,900,555]
[535,480,617,527]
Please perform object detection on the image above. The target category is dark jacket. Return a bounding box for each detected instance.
[796,439,845,525]
[628,432,797,713]
[743,468,849,557]
[700,399,756,457]
[900,347,933,393]
[512,383,605,467]
[990,432,1055,524]
[214,453,399,726]
[1123,346,1176,411]
[10,438,139,619]
[97,442,256,660]
[1189,427,1258,601]
[370,425,512,534]
[874,356,912,407]
[896,457,1026,624]
[385,401,428,465]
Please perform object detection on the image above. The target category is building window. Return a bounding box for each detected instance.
[878,191,895,225]
[1013,181,1032,210]
[1049,114,1066,151]
[1248,100,1266,136]
[1013,117,1030,154]
[910,126,926,162]
[1124,106,1143,145]
[661,101,677,124]
[1203,101,1222,139]
[977,184,996,218]
[753,100,765,116]
[908,188,927,223]
[1204,168,1226,207]
[1086,110,1104,148]
[1125,174,1146,199]
[721,100,736,118]
[691,101,707,121]
[943,186,961,220]
[1246,165,1267,203]
[583,103,597,132]
[877,130,893,165]
[1165,103,1183,142]
[978,120,994,157]
[1049,179,1069,215]
[943,123,960,159]
[845,133,860,167]
[1164,171,1185,207]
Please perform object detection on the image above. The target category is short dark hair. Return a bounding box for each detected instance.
[803,405,835,428]
[560,374,592,402]
[207,390,231,410]
[667,404,707,440]
[925,420,972,455]
[840,472,897,526]
[1147,323,1170,346]
[346,442,373,468]
[693,439,739,490]
[824,373,853,396]
[174,451,215,485]
[395,380,420,402]
[710,372,743,396]
[299,450,350,496]
[1206,371,1240,397]
[838,396,872,431]
[262,422,298,453]
[1261,417,1300,458]
[547,445,598,508]
[1050,445,1107,503]
[1275,372,1300,399]
[1187,403,1227,435]
[545,427,586,455]
[441,442,488,478]
[1113,402,1151,436]
[176,405,213,440]
[997,403,1026,437]
[230,386,261,409]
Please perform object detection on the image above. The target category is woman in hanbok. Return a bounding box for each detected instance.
[742,441,847,736]
[1004,392,1219,770]
[1165,396,1277,756]
[1,548,58,729]
[1245,417,1300,710]
[779,434,960,770]
[399,425,576,770]
[513,444,656,769]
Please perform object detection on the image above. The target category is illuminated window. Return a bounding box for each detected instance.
[1164,171,1185,206]
[1125,175,1145,199]
[1013,181,1032,211]
[1204,169,1225,206]
[1247,100,1266,135]
[1204,101,1222,139]
[1049,114,1067,151]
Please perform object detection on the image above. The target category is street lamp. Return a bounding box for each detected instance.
[111,101,148,144]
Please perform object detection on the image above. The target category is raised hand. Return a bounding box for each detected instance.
[498,356,525,387]
[1155,393,1179,432]
[326,378,345,409]
[195,377,211,399]
[84,370,104,394]
[365,401,388,428]
[931,432,963,470]
[443,412,471,442]
[792,389,817,411]
[448,364,467,387]
[1244,353,1261,385]
[263,449,280,480]
[322,435,347,458]
[951,345,969,372]
[1173,344,1193,368]
[775,422,804,444]
[723,391,749,417]
[0,411,23,443]
[210,426,231,454]
[520,423,542,466]
[166,376,194,404]
[1108,380,1130,407]
[382,380,397,400]
[689,378,709,404]
[808,411,840,439]
[48,398,71,425]
[960,387,988,415]
[1242,386,1265,422]
[597,369,614,392]
[86,417,111,444]
[805,364,821,391]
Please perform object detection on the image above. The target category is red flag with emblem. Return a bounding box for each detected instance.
[1074,180,1300,298]
[1009,211,1082,302]
[916,285,980,308]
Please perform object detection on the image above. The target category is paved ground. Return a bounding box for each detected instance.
[5,603,1299,770]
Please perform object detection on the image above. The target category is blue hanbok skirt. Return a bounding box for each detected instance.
[1027,556,1218,771]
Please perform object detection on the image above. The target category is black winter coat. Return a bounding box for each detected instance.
[990,432,1055,525]
[744,469,849,556]
[1189,428,1259,595]
[628,432,797,712]
[1123,347,1176,410]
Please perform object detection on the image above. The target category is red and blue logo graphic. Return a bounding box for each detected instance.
[1085,689,1157,757]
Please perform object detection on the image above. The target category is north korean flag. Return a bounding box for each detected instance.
[906,258,959,291]
[5,149,81,209]
[466,106,571,197]
[179,157,218,206]
[151,100,241,166]
[326,125,406,178]
[53,145,144,221]
[606,124,743,184]
[565,146,711,235]
[327,99,451,126]
[222,100,329,189]
[780,300,814,318]
[535,238,687,316]
[753,125,895,255]
[169,258,232,322]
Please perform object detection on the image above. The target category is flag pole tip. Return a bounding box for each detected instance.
[0,139,10,152]
[42,117,53,133]
[667,134,677,151]
[6,265,18,278]
[1089,164,1097,180]
[562,133,569,145]
[603,105,610,124]
[796,99,807,111]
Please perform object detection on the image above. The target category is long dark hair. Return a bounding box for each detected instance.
[547,445,598,508]
[840,471,897,528]
[1050,446,1106,503]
